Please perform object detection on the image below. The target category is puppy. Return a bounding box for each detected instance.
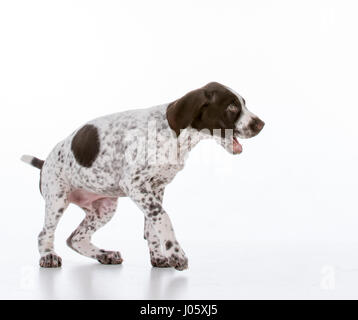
[22,82,264,270]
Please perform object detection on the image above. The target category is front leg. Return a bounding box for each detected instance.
[131,186,188,271]
[144,217,170,267]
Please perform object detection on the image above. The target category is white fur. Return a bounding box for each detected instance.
[23,84,263,270]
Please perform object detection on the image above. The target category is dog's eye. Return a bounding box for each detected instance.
[227,104,238,113]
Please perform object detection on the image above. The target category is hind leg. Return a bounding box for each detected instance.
[38,190,69,268]
[67,197,123,264]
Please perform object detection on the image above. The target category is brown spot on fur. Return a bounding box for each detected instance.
[165,240,173,250]
[31,157,44,169]
[71,124,100,168]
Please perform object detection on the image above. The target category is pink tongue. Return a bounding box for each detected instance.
[233,137,242,154]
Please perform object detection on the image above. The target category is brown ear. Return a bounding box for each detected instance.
[166,88,209,136]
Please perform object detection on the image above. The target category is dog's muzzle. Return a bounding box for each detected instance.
[232,117,265,154]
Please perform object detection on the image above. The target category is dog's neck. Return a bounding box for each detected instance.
[154,104,214,165]
[173,127,214,164]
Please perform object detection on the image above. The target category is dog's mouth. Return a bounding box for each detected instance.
[216,130,243,155]
[232,136,242,154]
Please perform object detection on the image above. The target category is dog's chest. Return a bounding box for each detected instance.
[150,163,184,184]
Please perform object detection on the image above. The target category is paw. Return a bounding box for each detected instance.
[151,256,171,268]
[168,253,188,271]
[39,253,62,268]
[96,251,123,265]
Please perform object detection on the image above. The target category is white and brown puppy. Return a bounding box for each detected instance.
[22,82,264,270]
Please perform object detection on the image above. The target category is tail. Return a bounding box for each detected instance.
[21,155,44,169]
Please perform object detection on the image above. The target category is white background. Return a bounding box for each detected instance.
[0,0,358,299]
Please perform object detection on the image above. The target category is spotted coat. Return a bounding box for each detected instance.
[22,82,265,270]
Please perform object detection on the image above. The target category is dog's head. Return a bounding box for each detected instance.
[166,82,264,154]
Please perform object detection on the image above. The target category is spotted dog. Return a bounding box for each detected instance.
[21,82,264,270]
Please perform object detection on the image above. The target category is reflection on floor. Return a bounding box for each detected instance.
[2,241,358,299]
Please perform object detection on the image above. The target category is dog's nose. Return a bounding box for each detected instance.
[256,118,265,131]
[250,117,265,133]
